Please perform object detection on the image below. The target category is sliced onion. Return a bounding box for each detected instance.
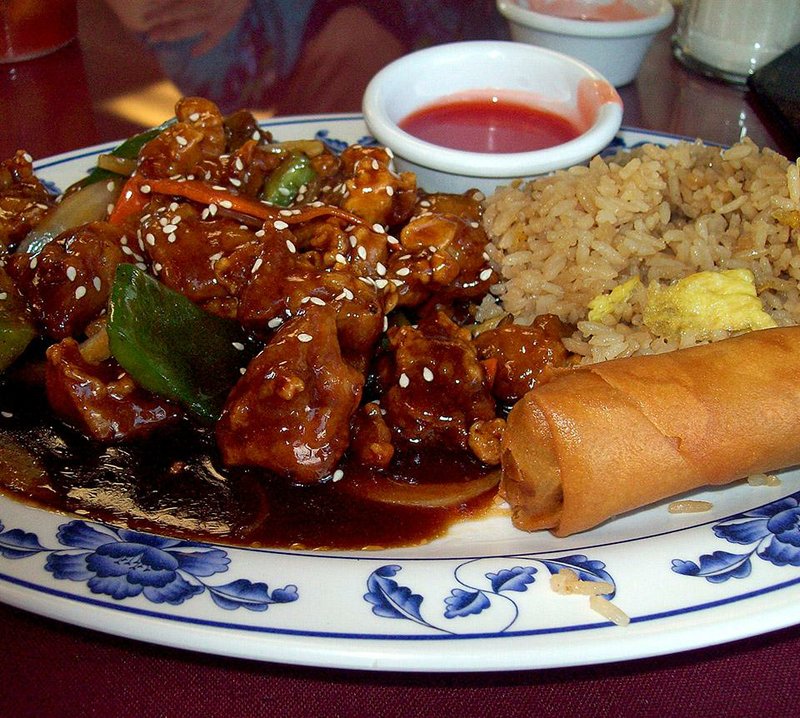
[271,139,325,157]
[96,154,138,176]
[342,469,500,508]
[0,435,49,495]
[16,178,123,255]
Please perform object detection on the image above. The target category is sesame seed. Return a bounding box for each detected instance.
[423,367,434,382]
[274,220,289,230]
[343,288,354,300]
[136,262,147,271]
[167,233,177,243]
[66,266,77,281]
[230,177,242,187]
[189,112,200,121]
[309,296,326,306]
[29,256,38,270]
[140,184,151,194]
[334,253,348,265]
[145,233,156,246]
[267,317,283,329]
[357,245,367,260]
[375,278,388,289]
[251,257,263,274]
[208,203,218,216]
[383,316,389,332]
[75,285,87,300]
[332,469,344,482]
[121,245,134,256]
[176,135,188,147]
[376,262,386,276]
[232,341,245,350]
[252,130,260,141]
[255,229,266,237]
[297,333,313,343]
[349,235,358,248]
[396,267,411,276]
[153,262,163,273]
[235,157,244,171]
[163,224,177,233]
[239,367,247,375]
[0,293,7,301]
[386,186,394,196]
[399,372,410,388]
[22,152,33,163]
[92,276,102,291]
[479,268,493,281]
[106,203,115,214]
[387,236,399,245]
[371,159,380,170]
[219,200,233,209]
[358,276,374,286]
[363,187,373,194]
[106,180,116,192]
[372,223,385,234]
[209,251,223,263]
[285,239,296,253]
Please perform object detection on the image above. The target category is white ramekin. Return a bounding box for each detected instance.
[362,40,623,194]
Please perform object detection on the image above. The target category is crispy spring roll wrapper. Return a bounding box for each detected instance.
[501,326,800,537]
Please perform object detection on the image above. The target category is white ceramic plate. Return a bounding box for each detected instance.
[2,116,799,673]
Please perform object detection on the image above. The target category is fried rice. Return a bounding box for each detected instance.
[479,138,800,363]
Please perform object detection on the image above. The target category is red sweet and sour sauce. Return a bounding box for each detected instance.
[399,95,581,154]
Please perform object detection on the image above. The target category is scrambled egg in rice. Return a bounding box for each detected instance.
[588,269,776,341]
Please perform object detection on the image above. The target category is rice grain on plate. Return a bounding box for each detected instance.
[480,139,800,363]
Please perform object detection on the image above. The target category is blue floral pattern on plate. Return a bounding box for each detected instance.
[365,554,615,633]
[673,491,800,583]
[0,518,298,610]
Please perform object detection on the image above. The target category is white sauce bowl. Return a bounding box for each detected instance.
[497,0,675,87]
[362,40,623,194]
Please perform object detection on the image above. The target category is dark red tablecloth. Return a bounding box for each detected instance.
[1,599,797,716]
[2,3,800,715]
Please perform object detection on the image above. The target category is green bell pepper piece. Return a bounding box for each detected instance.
[262,152,317,207]
[107,264,251,422]
[0,268,36,373]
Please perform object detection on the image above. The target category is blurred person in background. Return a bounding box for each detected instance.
[103,0,508,115]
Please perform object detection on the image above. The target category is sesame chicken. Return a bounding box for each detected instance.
[45,337,181,441]
[0,95,572,508]
[217,304,363,482]
[378,312,497,456]
[7,221,130,339]
[0,150,56,253]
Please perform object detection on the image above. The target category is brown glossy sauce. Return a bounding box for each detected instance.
[0,378,496,550]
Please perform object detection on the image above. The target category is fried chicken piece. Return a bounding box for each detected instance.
[378,311,496,454]
[46,338,181,441]
[7,221,130,339]
[473,314,571,403]
[217,304,363,483]
[0,150,55,253]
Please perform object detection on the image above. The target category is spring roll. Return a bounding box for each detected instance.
[500,326,800,536]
